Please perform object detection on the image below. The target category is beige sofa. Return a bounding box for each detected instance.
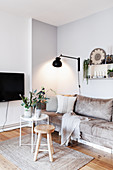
[43,95,113,150]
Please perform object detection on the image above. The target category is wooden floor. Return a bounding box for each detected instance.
[0,127,113,170]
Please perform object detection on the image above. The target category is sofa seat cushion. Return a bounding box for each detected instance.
[80,119,106,135]
[42,111,64,126]
[75,95,113,121]
[81,133,113,149]
[80,119,113,141]
[91,121,113,141]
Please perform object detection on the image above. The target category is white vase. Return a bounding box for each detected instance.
[35,109,41,118]
[24,108,32,118]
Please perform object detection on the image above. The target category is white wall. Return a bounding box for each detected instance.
[0,11,31,129]
[0,14,57,130]
[57,7,113,98]
[32,19,57,93]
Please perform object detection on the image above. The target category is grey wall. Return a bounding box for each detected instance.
[32,19,57,93]
[57,7,113,98]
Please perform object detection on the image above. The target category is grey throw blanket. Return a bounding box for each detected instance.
[61,112,89,146]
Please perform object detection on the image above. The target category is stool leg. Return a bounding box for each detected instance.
[50,134,54,154]
[34,133,42,161]
[47,133,53,162]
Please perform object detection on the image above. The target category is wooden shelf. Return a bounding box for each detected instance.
[89,63,113,66]
[88,63,113,79]
[90,77,113,80]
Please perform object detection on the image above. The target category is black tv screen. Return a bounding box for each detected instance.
[0,72,24,102]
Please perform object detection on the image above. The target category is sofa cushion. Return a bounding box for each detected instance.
[43,111,64,126]
[80,119,113,141]
[46,96,57,112]
[74,95,113,121]
[80,119,106,135]
[56,95,76,113]
[91,121,113,141]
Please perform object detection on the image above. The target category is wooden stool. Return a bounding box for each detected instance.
[34,124,55,162]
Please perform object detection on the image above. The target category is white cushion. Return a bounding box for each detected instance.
[67,96,76,113]
[56,95,76,113]
[46,96,57,112]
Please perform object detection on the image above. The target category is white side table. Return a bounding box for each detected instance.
[20,113,49,153]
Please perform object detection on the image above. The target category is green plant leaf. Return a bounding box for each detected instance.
[83,59,90,84]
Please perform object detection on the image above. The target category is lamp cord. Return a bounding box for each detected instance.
[2,102,9,131]
[78,71,81,95]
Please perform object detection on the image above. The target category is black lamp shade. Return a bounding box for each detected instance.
[52,57,62,67]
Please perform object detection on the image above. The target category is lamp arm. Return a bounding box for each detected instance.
[60,54,79,60]
[53,54,81,94]
[60,54,80,72]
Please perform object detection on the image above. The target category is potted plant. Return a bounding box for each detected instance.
[20,90,37,117]
[34,87,48,118]
[20,94,32,118]
[83,59,90,84]
[20,87,48,118]
[107,68,113,77]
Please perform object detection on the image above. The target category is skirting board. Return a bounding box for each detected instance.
[78,138,113,154]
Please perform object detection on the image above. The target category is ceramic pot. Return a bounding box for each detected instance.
[108,72,113,77]
[35,109,41,118]
[24,108,32,118]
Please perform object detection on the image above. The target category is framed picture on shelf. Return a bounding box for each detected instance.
[90,48,106,65]
[106,55,113,64]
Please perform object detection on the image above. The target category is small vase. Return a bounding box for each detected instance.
[30,107,33,116]
[108,72,113,78]
[24,108,32,118]
[35,109,41,118]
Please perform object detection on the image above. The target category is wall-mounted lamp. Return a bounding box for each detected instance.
[52,54,80,71]
[52,54,81,94]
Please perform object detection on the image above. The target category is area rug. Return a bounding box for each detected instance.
[0,135,93,170]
